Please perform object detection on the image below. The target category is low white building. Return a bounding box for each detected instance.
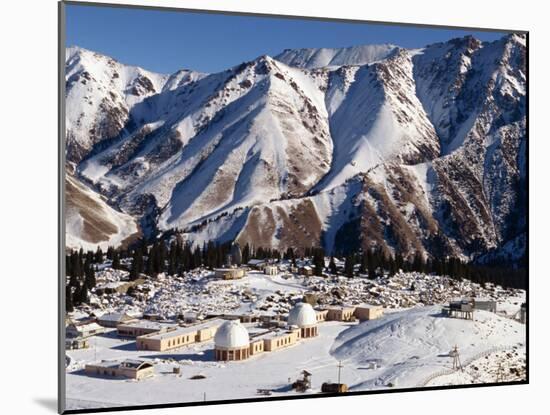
[66,322,106,339]
[98,312,137,328]
[264,265,278,276]
[354,304,384,321]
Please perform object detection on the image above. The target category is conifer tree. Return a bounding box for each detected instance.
[130,248,144,280]
[329,257,338,275]
[84,259,96,289]
[388,255,397,277]
[344,255,355,278]
[112,250,121,270]
[66,286,74,312]
[75,283,88,305]
[359,253,368,274]
[242,243,251,264]
[94,246,103,263]
[367,250,376,279]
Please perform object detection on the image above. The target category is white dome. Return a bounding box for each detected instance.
[214,320,250,349]
[288,302,317,327]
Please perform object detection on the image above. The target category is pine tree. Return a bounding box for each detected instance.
[284,247,295,261]
[359,253,368,274]
[106,246,114,260]
[74,283,88,305]
[192,246,202,269]
[395,253,404,272]
[344,255,355,278]
[112,250,121,270]
[329,257,337,275]
[242,243,251,264]
[412,252,425,273]
[94,246,103,263]
[312,248,325,276]
[388,255,397,277]
[130,248,143,280]
[66,253,72,277]
[367,250,376,279]
[66,285,74,312]
[84,259,96,289]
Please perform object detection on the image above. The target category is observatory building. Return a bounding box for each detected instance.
[288,302,318,338]
[214,320,250,361]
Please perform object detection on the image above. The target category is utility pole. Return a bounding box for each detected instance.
[450,345,462,371]
[337,360,343,385]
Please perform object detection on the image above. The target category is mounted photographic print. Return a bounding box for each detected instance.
[59,1,528,413]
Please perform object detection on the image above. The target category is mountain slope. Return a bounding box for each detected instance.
[65,34,527,264]
[65,46,205,165]
[275,43,398,69]
[66,174,139,251]
[315,49,440,191]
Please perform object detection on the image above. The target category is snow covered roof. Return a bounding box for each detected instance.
[118,320,175,330]
[67,322,103,332]
[356,304,383,310]
[89,359,152,370]
[143,319,224,340]
[288,302,317,328]
[120,359,152,370]
[214,320,250,349]
[98,312,132,322]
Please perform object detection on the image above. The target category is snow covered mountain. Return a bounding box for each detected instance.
[66,173,138,252]
[274,43,398,69]
[65,46,205,164]
[65,34,527,265]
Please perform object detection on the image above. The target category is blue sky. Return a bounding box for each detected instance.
[66,4,511,74]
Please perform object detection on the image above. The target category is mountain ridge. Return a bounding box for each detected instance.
[64,34,527,265]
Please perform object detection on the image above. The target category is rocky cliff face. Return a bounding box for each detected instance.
[65,34,527,265]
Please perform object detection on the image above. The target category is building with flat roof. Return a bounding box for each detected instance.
[473,298,497,313]
[116,320,174,338]
[261,328,301,351]
[136,319,223,351]
[85,359,154,380]
[247,259,267,270]
[214,268,245,280]
[315,309,329,322]
[65,337,89,350]
[98,312,137,328]
[66,322,106,339]
[300,266,313,276]
[325,305,356,322]
[264,265,278,276]
[354,304,384,321]
[444,299,474,320]
[249,337,265,356]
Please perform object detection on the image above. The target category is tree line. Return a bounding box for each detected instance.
[65,240,526,311]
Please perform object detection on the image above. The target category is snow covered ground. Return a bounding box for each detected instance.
[82,265,525,321]
[66,270,526,411]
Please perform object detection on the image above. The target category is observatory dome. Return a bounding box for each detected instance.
[214,320,250,349]
[288,302,317,328]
